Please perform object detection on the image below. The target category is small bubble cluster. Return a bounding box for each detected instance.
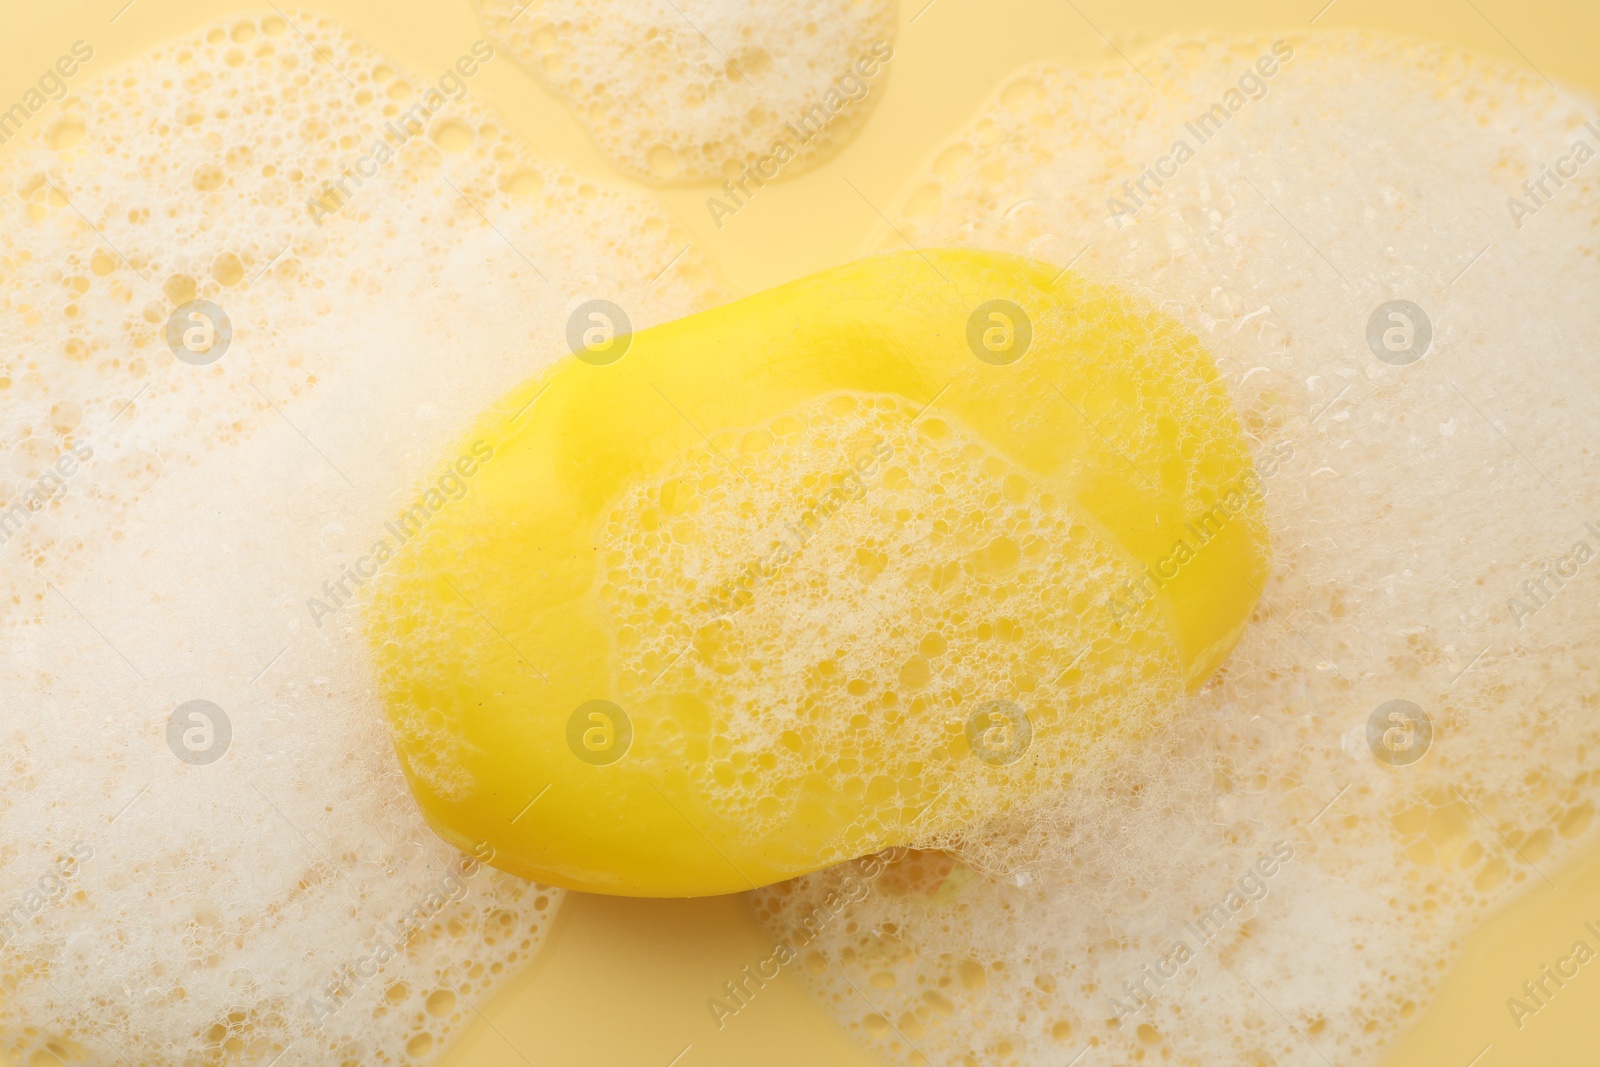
[473,0,898,183]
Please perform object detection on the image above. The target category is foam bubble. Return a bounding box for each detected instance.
[599,391,1187,864]
[754,31,1600,1067]
[0,10,720,1064]
[472,0,898,183]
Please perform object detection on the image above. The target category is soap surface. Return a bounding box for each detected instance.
[366,249,1269,896]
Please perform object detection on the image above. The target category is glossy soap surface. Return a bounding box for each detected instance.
[366,249,1268,896]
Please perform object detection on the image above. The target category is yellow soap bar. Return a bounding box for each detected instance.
[364,250,1270,896]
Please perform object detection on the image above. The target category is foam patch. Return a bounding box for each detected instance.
[473,0,898,183]
[599,391,1188,861]
[0,10,721,1065]
[753,31,1600,1067]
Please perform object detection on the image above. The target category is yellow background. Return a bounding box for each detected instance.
[4,0,1600,1064]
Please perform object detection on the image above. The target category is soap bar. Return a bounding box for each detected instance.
[365,250,1269,896]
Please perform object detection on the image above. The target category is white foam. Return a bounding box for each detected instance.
[0,10,720,1064]
[754,31,1600,1067]
[472,0,898,182]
